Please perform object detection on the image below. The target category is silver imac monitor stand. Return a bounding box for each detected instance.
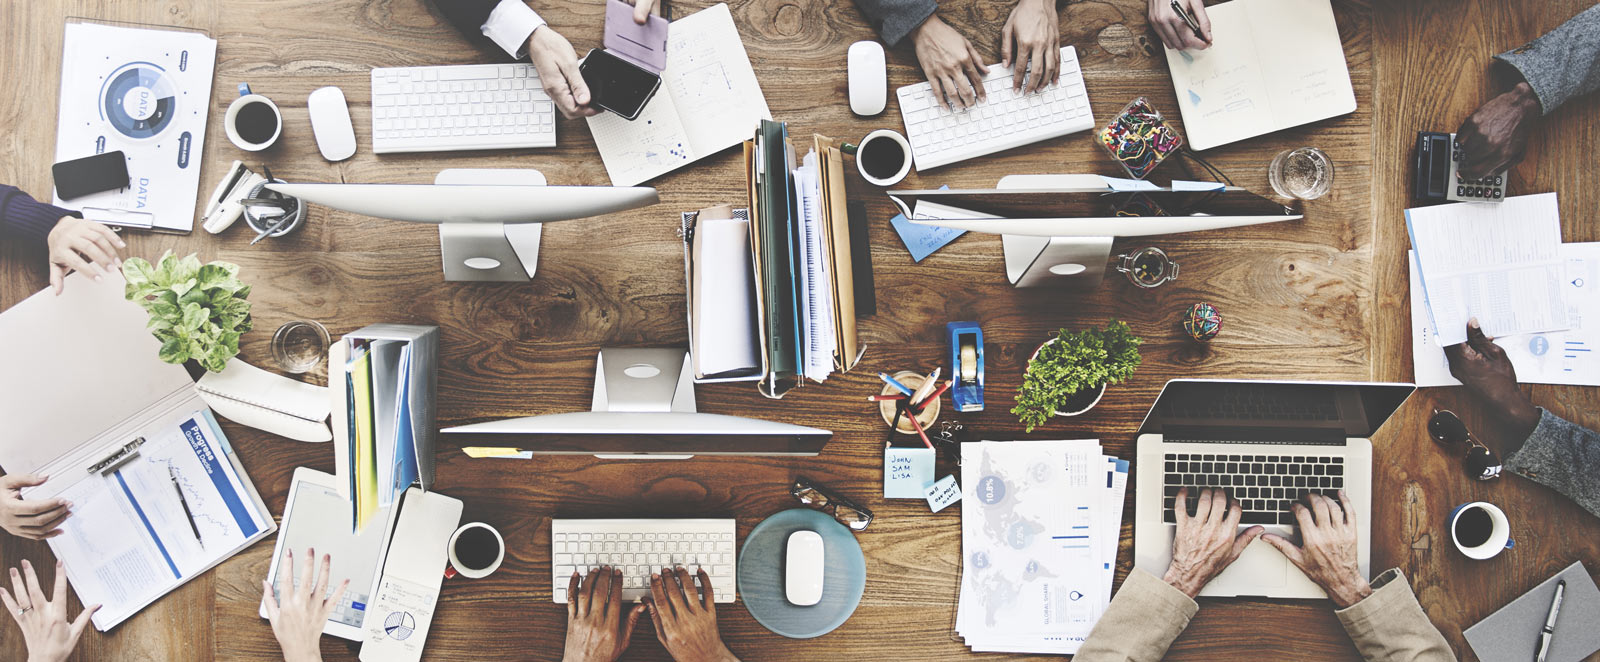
[887,174,1302,288]
[441,348,833,459]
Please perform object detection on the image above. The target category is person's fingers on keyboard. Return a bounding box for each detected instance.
[1046,45,1061,90]
[648,571,674,620]
[695,568,716,613]
[566,571,580,618]
[580,566,601,615]
[964,42,988,103]
[1308,492,1333,525]
[1193,487,1214,521]
[673,567,698,611]
[952,74,977,109]
[1174,487,1191,524]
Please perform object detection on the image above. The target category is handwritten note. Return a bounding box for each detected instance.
[925,475,961,513]
[884,447,936,499]
[889,186,961,262]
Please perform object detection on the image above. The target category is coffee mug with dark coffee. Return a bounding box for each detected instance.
[446,522,504,579]
[846,129,912,186]
[226,83,282,152]
[1449,501,1513,560]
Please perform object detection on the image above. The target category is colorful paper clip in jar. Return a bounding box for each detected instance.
[1098,97,1184,180]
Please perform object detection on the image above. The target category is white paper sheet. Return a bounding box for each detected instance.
[1411,247,1600,387]
[54,23,216,232]
[795,152,835,382]
[1407,193,1569,346]
[586,3,771,185]
[691,217,760,376]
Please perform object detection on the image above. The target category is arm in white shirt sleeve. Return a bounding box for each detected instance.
[482,0,547,59]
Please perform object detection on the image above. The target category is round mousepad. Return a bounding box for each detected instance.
[737,508,866,639]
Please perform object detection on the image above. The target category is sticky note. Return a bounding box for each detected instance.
[1100,176,1161,191]
[1171,179,1226,191]
[889,185,961,262]
[884,447,936,499]
[925,475,961,512]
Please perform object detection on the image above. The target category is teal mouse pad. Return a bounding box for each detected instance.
[737,508,866,638]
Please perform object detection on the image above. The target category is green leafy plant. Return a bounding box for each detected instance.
[1012,320,1143,432]
[122,252,253,373]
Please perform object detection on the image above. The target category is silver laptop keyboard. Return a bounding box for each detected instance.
[1162,453,1344,524]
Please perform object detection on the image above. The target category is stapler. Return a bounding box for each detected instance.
[201,160,265,234]
[947,321,984,412]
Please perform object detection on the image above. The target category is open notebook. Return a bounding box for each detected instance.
[1162,0,1355,151]
[586,3,771,186]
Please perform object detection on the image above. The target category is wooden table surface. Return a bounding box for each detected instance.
[2,0,1598,659]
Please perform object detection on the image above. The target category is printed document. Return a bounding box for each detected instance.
[1411,247,1600,386]
[1162,0,1355,151]
[1407,192,1569,346]
[586,3,771,185]
[28,412,268,630]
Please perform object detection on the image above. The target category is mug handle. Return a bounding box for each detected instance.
[1505,538,1515,549]
[444,564,459,579]
[238,83,252,97]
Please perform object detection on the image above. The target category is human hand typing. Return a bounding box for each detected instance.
[1002,0,1060,94]
[1162,487,1263,597]
[1262,491,1372,608]
[262,548,348,662]
[910,14,987,110]
[562,566,644,662]
[646,567,739,662]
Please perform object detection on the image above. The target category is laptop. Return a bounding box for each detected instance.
[1134,379,1414,599]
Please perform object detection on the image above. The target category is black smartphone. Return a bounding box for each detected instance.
[52,151,129,200]
[579,49,662,121]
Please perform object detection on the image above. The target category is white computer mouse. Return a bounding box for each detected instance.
[307,86,356,162]
[847,41,886,116]
[785,530,825,606]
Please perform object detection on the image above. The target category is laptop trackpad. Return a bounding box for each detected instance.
[1211,538,1287,588]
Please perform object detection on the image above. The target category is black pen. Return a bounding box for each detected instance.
[1170,0,1207,43]
[170,465,203,544]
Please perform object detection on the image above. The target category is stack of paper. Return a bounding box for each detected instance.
[792,150,836,382]
[956,439,1129,654]
[343,340,419,531]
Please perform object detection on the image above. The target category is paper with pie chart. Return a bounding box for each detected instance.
[52,22,216,232]
[1411,245,1600,387]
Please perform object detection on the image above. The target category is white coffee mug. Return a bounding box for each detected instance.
[446,522,505,579]
[1449,501,1513,560]
[225,83,282,151]
[849,129,912,186]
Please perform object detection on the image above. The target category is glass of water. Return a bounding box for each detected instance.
[271,320,330,373]
[1268,147,1334,200]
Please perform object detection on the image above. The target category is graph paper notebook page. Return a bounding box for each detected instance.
[1406,192,1570,346]
[1161,0,1355,151]
[586,3,771,186]
[1410,247,1600,387]
[955,439,1128,654]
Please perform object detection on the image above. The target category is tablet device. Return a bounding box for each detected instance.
[260,467,391,641]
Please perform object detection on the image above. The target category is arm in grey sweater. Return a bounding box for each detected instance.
[1506,409,1600,519]
[852,0,937,47]
[1493,4,1600,115]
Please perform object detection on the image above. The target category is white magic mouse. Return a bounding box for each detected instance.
[785,530,825,606]
[847,41,887,116]
[307,86,356,161]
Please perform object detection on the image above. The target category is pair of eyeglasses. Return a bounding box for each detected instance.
[1429,409,1503,481]
[792,477,873,531]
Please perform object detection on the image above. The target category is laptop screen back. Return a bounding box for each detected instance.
[1139,380,1414,442]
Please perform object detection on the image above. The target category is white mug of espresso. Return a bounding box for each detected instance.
[446,522,505,579]
[225,83,282,151]
[844,129,912,186]
[1449,501,1513,560]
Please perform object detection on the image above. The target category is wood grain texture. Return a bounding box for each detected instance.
[0,0,1593,659]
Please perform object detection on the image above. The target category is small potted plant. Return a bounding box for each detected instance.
[1013,321,1142,432]
[122,251,254,375]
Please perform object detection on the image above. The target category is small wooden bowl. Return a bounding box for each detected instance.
[878,370,941,435]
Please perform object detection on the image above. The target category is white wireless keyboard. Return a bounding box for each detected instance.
[551,519,738,604]
[370,63,556,154]
[896,46,1094,171]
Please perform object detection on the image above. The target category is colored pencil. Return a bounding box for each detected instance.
[868,394,907,402]
[912,380,954,412]
[878,371,915,396]
[905,408,934,449]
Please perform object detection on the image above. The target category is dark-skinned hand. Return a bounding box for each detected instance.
[1456,81,1540,180]
[1444,318,1541,438]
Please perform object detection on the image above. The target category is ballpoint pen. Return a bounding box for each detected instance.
[1169,0,1208,43]
[1535,579,1565,662]
[170,465,203,544]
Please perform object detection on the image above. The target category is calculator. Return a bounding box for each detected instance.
[1446,133,1508,202]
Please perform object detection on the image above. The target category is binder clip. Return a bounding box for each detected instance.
[947,321,984,412]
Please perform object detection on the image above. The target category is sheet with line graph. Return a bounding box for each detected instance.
[955,439,1127,654]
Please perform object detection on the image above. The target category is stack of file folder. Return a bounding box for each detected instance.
[682,120,865,395]
[955,439,1128,654]
[330,324,438,532]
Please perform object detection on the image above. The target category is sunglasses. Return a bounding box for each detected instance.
[1428,409,1503,481]
[792,477,873,531]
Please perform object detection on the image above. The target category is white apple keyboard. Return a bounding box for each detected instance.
[551,518,738,604]
[370,63,557,154]
[895,46,1094,171]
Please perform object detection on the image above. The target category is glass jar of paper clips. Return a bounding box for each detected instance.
[243,173,307,243]
[1114,246,1180,288]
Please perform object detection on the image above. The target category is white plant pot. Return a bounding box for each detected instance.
[1028,338,1108,417]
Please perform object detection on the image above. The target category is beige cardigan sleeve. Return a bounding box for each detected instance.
[1335,569,1457,662]
[1074,568,1199,662]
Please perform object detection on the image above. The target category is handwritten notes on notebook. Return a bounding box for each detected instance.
[1162,0,1355,151]
[586,3,772,186]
